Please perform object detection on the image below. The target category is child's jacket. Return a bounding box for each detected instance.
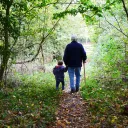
[53,65,67,81]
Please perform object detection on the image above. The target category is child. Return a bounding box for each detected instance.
[53,60,68,90]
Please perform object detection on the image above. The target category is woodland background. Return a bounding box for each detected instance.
[0,0,128,127]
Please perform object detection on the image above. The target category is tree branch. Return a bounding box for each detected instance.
[41,0,74,41]
[111,10,123,31]
[46,2,80,6]
[21,1,79,18]
[103,14,128,38]
[16,0,74,64]
[121,0,128,21]
[99,20,108,31]
[16,43,42,64]
[110,9,127,38]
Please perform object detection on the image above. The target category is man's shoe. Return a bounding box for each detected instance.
[76,88,79,92]
[71,89,75,93]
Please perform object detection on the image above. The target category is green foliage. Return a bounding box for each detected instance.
[86,0,128,81]
[81,78,128,127]
[0,72,61,127]
[80,1,128,126]
[89,39,124,82]
[53,1,103,25]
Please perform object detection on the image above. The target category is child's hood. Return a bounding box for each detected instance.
[55,65,64,68]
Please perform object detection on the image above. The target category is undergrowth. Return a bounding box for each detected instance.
[81,78,128,127]
[0,72,61,128]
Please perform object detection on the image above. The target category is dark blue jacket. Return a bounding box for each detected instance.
[63,41,87,67]
[53,65,67,80]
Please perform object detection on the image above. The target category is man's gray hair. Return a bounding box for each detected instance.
[71,35,77,41]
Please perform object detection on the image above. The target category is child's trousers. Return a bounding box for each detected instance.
[56,79,65,90]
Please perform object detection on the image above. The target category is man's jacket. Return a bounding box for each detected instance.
[53,65,67,80]
[63,41,87,67]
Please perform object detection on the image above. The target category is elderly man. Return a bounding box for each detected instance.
[63,35,87,93]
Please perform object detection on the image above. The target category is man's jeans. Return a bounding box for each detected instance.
[68,67,81,91]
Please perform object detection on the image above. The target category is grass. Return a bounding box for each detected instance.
[0,72,62,128]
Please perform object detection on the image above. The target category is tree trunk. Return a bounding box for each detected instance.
[0,3,11,82]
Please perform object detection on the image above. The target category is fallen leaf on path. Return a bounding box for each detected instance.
[64,119,71,124]
[57,120,66,128]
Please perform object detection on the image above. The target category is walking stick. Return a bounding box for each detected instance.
[83,62,86,86]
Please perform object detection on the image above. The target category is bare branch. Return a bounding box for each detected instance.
[99,20,108,31]
[16,43,42,64]
[111,10,123,31]
[110,9,128,37]
[103,14,128,38]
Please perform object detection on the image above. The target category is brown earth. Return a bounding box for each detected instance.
[48,91,92,128]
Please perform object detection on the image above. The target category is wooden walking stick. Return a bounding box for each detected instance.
[83,62,86,86]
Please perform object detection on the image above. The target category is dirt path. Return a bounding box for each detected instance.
[49,91,92,128]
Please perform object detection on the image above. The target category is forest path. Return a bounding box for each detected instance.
[48,43,94,128]
[48,92,91,128]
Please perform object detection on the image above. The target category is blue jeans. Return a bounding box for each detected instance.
[56,79,64,90]
[68,67,81,91]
